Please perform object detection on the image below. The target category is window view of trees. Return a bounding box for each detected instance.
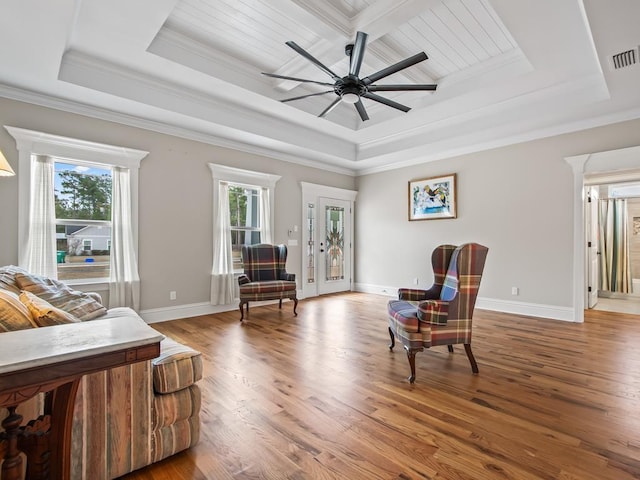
[55,169,112,220]
[228,185,261,269]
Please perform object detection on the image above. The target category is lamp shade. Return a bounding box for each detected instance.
[0,150,15,176]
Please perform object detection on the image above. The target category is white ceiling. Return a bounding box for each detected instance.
[1,0,639,175]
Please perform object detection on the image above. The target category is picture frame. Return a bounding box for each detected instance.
[408,173,457,221]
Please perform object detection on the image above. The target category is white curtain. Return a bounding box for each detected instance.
[109,166,140,310]
[259,187,272,244]
[210,181,235,305]
[23,155,57,278]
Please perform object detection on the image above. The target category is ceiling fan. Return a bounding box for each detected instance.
[263,31,437,121]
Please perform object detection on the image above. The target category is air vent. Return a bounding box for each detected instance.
[610,47,639,70]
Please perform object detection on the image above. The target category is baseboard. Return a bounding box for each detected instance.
[140,296,301,324]
[140,301,237,323]
[475,297,576,322]
[354,283,576,322]
[142,288,576,324]
[354,283,398,297]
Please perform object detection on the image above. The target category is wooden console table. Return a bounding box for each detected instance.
[0,317,163,480]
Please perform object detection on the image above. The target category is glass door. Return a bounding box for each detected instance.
[318,197,351,294]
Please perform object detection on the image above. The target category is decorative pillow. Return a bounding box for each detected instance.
[15,272,107,321]
[19,291,80,327]
[0,265,29,295]
[0,289,37,332]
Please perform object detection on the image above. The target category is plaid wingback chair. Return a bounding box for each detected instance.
[238,244,298,321]
[387,243,488,383]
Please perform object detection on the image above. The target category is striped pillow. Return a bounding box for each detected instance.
[15,272,107,321]
[0,265,29,295]
[0,289,37,331]
[19,291,80,327]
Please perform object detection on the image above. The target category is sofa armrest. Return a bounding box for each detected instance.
[152,337,203,394]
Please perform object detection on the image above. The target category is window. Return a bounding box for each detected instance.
[55,161,112,281]
[228,184,261,270]
[208,163,280,305]
[8,126,147,292]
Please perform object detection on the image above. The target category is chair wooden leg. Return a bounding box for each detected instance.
[447,345,454,353]
[388,327,395,350]
[293,298,298,316]
[464,344,479,374]
[279,298,283,309]
[404,347,417,383]
[239,302,246,321]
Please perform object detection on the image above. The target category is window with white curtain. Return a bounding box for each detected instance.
[6,126,148,309]
[208,163,280,305]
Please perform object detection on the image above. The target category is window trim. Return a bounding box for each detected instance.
[6,126,148,287]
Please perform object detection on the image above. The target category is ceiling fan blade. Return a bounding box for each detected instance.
[362,92,411,112]
[281,90,334,103]
[262,72,334,87]
[319,97,342,118]
[349,31,368,77]
[354,99,369,121]
[368,84,437,92]
[362,52,428,85]
[286,41,341,81]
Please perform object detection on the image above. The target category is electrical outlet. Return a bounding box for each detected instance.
[170,291,177,300]
[511,287,519,296]
[413,277,419,285]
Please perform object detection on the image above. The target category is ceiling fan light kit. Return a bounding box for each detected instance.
[263,31,437,121]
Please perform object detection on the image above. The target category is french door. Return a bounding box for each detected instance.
[317,198,351,295]
[300,183,357,298]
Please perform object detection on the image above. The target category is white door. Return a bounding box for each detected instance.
[586,186,599,308]
[317,197,352,295]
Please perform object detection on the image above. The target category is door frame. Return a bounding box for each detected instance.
[566,145,640,322]
[300,182,357,299]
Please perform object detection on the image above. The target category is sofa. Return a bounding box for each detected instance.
[0,265,203,479]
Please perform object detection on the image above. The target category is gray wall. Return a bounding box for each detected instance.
[355,118,640,309]
[3,94,640,314]
[0,97,355,310]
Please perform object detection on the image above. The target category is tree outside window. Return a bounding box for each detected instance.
[228,184,261,270]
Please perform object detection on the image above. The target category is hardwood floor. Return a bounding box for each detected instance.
[120,293,640,480]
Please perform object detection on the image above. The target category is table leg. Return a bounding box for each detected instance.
[1,406,24,480]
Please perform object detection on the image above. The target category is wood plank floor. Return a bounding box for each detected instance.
[120,292,640,480]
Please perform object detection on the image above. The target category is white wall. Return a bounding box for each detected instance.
[0,97,356,314]
[355,118,640,320]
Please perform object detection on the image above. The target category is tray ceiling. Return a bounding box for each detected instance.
[1,0,639,174]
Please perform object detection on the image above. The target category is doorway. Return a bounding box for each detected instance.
[300,182,357,299]
[588,182,640,314]
[566,145,640,321]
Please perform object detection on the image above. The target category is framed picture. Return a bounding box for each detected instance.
[408,173,457,221]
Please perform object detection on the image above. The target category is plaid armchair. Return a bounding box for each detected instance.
[238,244,298,321]
[387,243,488,383]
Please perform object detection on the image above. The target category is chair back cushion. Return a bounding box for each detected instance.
[442,243,488,317]
[432,244,457,289]
[241,244,288,282]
